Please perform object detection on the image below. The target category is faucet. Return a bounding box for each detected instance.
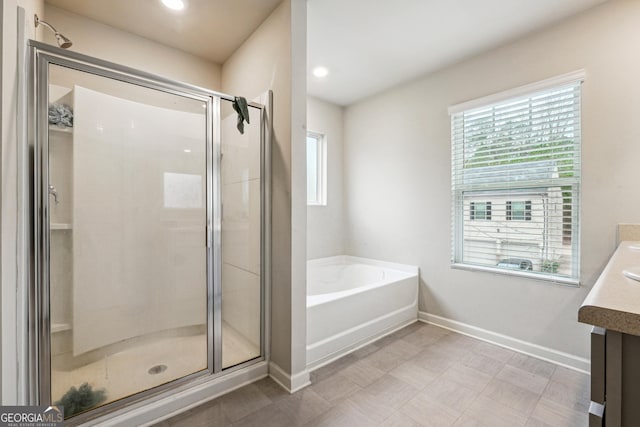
[49,185,59,204]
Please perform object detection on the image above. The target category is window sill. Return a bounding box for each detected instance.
[450,263,580,287]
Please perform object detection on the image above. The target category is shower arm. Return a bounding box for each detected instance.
[34,14,73,49]
[34,16,58,34]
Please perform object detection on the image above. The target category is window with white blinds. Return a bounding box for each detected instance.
[450,74,582,284]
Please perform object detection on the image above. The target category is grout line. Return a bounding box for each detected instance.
[222,261,260,277]
[222,177,261,186]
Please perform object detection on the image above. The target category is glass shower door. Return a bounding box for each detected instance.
[45,63,211,417]
[220,99,263,369]
[32,42,268,423]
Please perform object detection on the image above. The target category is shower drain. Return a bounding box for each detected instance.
[148,364,168,375]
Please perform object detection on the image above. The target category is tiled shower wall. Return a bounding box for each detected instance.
[221,102,262,350]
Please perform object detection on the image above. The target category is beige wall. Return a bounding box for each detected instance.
[343,0,640,360]
[222,0,307,378]
[18,0,44,40]
[43,5,221,90]
[307,96,344,259]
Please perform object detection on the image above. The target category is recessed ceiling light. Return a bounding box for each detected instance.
[313,67,329,78]
[184,149,192,153]
[161,0,185,11]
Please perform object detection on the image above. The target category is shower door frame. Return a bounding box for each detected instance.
[27,40,271,424]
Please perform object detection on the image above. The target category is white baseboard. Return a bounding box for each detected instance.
[306,317,417,371]
[419,312,590,373]
[269,361,311,393]
[87,362,268,427]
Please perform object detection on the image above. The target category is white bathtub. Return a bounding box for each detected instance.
[306,256,419,369]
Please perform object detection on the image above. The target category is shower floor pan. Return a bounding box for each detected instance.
[51,322,259,411]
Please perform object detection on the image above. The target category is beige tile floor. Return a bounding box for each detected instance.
[156,322,589,427]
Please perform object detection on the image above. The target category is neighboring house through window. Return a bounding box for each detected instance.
[470,202,491,220]
[506,201,532,221]
[450,71,583,284]
[307,131,327,205]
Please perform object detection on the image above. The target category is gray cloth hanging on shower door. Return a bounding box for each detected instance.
[232,96,250,134]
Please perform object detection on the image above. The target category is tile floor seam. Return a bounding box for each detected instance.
[529,389,546,425]
[453,392,480,427]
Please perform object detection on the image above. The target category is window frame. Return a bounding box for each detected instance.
[306,130,327,206]
[449,71,584,286]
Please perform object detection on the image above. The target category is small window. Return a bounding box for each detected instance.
[470,201,491,220]
[307,131,326,205]
[506,201,531,221]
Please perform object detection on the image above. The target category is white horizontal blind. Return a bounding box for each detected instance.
[451,80,581,283]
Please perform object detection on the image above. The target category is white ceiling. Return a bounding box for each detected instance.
[307,0,609,106]
[45,0,282,64]
[45,0,609,106]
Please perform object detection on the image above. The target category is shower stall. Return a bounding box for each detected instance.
[27,40,271,423]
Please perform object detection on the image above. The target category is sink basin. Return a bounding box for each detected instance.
[629,243,640,251]
[623,267,640,282]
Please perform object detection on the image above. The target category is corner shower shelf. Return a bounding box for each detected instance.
[51,223,72,230]
[49,125,73,134]
[51,323,71,333]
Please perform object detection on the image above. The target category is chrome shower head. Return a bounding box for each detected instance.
[34,14,73,49]
[54,32,73,49]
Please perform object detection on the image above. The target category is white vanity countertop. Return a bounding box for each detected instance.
[579,241,640,336]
